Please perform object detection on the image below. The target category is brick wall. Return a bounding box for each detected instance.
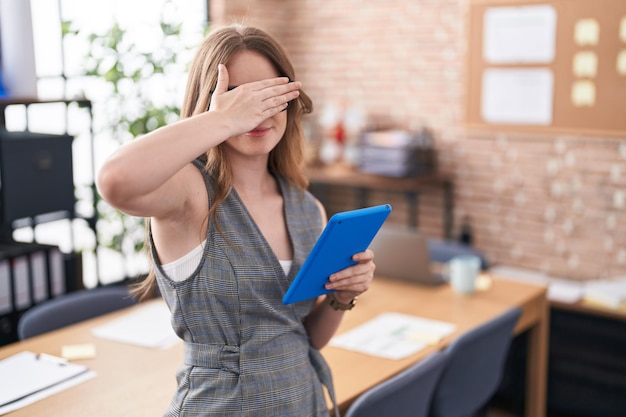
[210,0,626,281]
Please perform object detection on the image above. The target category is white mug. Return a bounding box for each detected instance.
[449,255,481,295]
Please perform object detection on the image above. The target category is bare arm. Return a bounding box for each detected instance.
[96,64,301,219]
[304,250,375,349]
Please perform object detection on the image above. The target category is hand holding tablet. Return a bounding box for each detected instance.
[282,204,392,304]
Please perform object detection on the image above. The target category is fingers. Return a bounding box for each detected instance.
[207,74,301,134]
[352,249,374,262]
[254,79,301,109]
[250,76,292,92]
[214,64,230,95]
[211,75,299,111]
[324,251,375,293]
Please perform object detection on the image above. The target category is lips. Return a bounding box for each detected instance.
[246,127,271,137]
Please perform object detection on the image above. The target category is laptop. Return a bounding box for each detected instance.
[368,224,445,286]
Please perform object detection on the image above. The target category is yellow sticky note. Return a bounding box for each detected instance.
[571,81,596,107]
[573,51,597,77]
[617,50,626,76]
[574,19,600,46]
[475,274,493,291]
[620,17,626,43]
[61,343,97,360]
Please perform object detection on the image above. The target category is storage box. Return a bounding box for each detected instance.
[357,130,437,177]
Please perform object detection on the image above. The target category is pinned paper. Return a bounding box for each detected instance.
[617,50,626,76]
[574,19,600,46]
[481,68,554,125]
[483,5,557,64]
[571,80,596,107]
[573,51,597,77]
[620,17,626,43]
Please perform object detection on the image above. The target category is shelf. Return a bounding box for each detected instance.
[306,164,455,238]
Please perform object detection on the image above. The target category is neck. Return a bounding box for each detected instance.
[230,157,275,200]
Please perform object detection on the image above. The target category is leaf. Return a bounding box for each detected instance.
[61,21,78,37]
[129,119,147,137]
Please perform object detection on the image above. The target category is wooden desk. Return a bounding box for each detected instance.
[0,277,548,417]
[307,164,454,238]
[326,276,549,417]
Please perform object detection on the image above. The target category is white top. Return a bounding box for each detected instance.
[162,242,292,282]
[279,260,293,276]
[161,242,206,282]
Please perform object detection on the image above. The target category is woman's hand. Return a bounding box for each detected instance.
[209,64,301,136]
[324,249,375,304]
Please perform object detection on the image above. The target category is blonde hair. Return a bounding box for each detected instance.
[133,24,313,299]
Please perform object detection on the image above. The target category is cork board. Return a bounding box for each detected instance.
[466,0,626,137]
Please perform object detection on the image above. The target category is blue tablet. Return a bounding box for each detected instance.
[282,204,392,304]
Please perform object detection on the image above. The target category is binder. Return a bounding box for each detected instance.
[30,250,48,303]
[0,242,70,345]
[0,242,67,313]
[12,255,30,310]
[0,260,10,314]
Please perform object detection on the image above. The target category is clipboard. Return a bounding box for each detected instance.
[282,204,392,304]
[0,351,94,414]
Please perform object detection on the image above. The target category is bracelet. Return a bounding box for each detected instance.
[327,293,358,311]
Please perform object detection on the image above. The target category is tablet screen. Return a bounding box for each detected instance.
[282,204,392,304]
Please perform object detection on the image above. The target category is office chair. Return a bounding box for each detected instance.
[428,307,522,417]
[18,285,137,339]
[344,349,449,417]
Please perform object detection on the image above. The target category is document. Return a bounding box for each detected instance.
[92,300,180,349]
[547,279,584,304]
[483,5,556,64]
[583,278,626,310]
[0,351,95,415]
[481,68,554,125]
[330,313,456,360]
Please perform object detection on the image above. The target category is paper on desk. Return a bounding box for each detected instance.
[583,278,626,309]
[547,279,584,303]
[92,301,180,349]
[0,351,96,415]
[329,313,456,360]
[489,266,550,286]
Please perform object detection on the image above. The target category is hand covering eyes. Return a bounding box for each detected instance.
[207,84,294,112]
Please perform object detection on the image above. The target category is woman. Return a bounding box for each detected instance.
[97,24,375,416]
